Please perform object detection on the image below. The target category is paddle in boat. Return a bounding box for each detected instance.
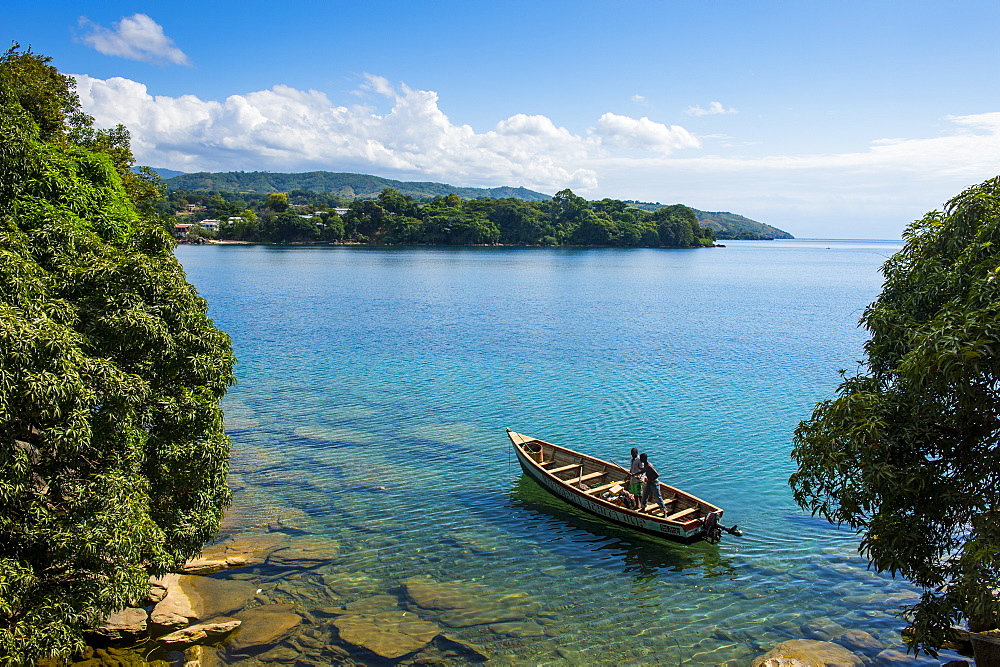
[507,428,742,544]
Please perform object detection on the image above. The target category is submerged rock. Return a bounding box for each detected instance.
[800,619,848,642]
[320,571,382,596]
[218,488,312,534]
[157,619,241,648]
[199,531,290,567]
[489,620,547,637]
[224,417,259,432]
[403,576,487,611]
[294,426,377,443]
[266,534,340,569]
[257,645,299,662]
[183,644,222,667]
[179,559,232,576]
[835,629,886,654]
[150,574,258,629]
[229,604,302,654]
[751,639,864,666]
[875,648,940,664]
[442,530,500,554]
[334,610,440,659]
[403,576,540,628]
[439,633,491,662]
[339,594,403,616]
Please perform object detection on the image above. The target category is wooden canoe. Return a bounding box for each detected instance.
[507,428,738,544]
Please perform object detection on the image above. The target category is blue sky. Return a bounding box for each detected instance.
[6,1,1000,238]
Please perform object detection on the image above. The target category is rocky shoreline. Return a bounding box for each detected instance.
[53,524,985,665]
[67,529,503,664]
[55,422,983,665]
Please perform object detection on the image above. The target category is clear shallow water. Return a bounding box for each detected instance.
[176,240,953,665]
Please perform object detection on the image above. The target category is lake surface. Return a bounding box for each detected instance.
[176,240,952,665]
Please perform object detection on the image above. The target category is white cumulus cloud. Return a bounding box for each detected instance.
[685,101,738,116]
[592,110,1000,238]
[70,71,1000,238]
[78,14,190,65]
[72,73,611,191]
[593,113,700,154]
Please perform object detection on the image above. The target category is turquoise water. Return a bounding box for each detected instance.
[176,240,951,664]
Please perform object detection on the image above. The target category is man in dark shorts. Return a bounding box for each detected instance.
[639,453,669,516]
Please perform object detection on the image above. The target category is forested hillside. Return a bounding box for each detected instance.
[164,188,717,247]
[626,200,793,239]
[162,170,792,240]
[166,170,550,202]
[693,210,793,240]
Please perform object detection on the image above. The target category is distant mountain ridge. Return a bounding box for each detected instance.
[164,170,551,202]
[149,167,187,180]
[693,210,794,240]
[625,200,793,239]
[160,169,792,239]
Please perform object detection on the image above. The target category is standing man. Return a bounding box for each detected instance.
[639,453,669,516]
[627,447,643,499]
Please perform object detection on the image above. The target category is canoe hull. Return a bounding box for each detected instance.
[510,430,714,543]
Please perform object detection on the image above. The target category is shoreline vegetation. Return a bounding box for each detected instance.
[67,502,980,664]
[160,169,795,243]
[1,44,235,662]
[185,239,729,248]
[168,187,721,248]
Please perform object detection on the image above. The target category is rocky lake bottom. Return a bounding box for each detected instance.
[67,241,973,664]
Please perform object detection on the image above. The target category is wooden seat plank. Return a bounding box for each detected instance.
[578,471,606,483]
[548,463,582,474]
[585,481,624,495]
[666,507,697,522]
[643,498,676,513]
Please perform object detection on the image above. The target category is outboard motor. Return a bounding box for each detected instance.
[703,511,743,544]
[703,512,723,544]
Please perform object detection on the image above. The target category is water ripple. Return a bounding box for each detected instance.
[175,242,958,664]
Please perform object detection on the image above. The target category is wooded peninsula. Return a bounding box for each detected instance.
[160,171,793,246]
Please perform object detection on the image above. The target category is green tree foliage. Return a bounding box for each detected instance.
[223,209,259,241]
[164,170,552,201]
[790,176,1000,655]
[159,184,716,249]
[263,192,289,212]
[0,46,235,661]
[377,188,419,218]
[489,199,551,245]
[0,43,164,213]
[345,199,388,242]
[319,211,346,242]
[162,171,794,239]
[653,204,701,247]
[265,211,321,243]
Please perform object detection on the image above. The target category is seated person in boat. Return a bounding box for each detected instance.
[638,453,669,516]
[601,484,639,509]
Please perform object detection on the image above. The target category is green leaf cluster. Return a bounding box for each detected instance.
[0,45,235,662]
[790,176,1000,655]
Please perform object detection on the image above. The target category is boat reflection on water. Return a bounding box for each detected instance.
[507,474,737,581]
